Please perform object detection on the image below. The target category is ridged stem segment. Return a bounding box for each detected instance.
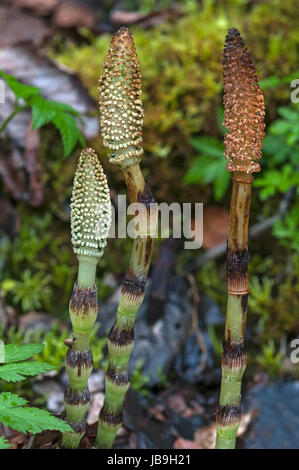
[62,268,97,448]
[97,164,155,449]
[97,26,156,449]
[216,172,251,449]
[62,148,111,448]
[216,28,265,449]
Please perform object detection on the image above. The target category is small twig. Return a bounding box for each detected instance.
[0,105,29,134]
[187,274,207,378]
[24,435,35,449]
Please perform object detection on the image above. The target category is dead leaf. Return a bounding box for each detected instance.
[33,430,60,449]
[10,432,27,448]
[87,392,104,425]
[53,1,96,28]
[110,3,183,28]
[0,6,50,47]
[202,205,229,249]
[194,423,216,449]
[110,10,145,25]
[203,205,229,249]
[148,406,166,422]
[167,393,187,414]
[183,402,205,418]
[14,0,58,16]
[237,411,254,437]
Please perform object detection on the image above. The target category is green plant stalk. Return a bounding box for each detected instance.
[96,26,156,448]
[96,163,155,449]
[62,148,111,448]
[216,27,265,449]
[0,105,29,133]
[62,255,98,448]
[215,172,251,449]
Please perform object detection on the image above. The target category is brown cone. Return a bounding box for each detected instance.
[223,28,265,173]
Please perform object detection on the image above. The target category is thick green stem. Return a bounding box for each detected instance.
[77,255,98,288]
[96,163,155,449]
[62,255,99,448]
[216,173,252,449]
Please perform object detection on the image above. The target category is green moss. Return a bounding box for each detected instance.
[256,339,284,378]
[197,261,226,310]
[53,0,299,197]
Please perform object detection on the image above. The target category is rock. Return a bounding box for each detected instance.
[33,379,64,414]
[87,370,105,394]
[243,380,299,449]
[47,389,65,414]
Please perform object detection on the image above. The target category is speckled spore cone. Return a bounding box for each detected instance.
[223,28,265,174]
[62,148,111,449]
[96,27,156,449]
[215,28,265,450]
[99,26,144,167]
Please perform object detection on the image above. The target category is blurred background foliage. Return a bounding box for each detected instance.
[0,0,298,381]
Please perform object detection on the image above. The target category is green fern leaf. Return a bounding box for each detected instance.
[0,70,39,101]
[4,343,44,364]
[0,393,72,434]
[44,100,81,117]
[0,69,85,157]
[30,95,57,129]
[53,111,85,157]
[0,361,54,382]
[0,436,11,449]
[30,96,82,130]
